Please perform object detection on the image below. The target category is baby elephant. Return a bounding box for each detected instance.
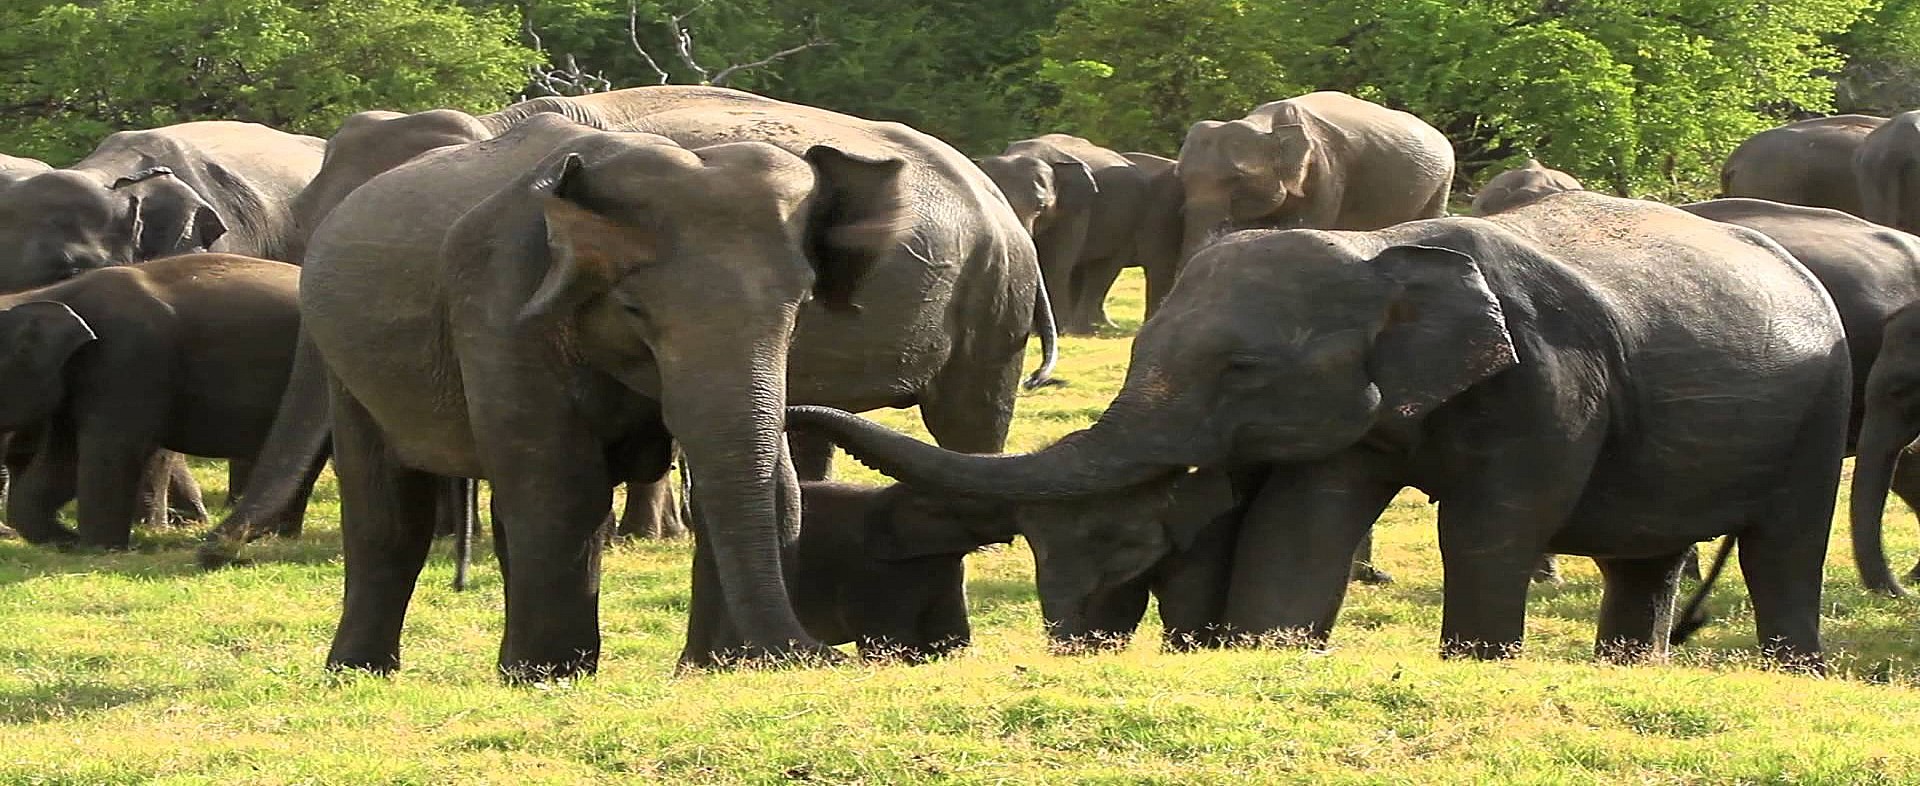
[794,481,1015,660]
[0,253,299,548]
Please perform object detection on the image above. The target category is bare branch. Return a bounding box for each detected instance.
[627,0,671,85]
[525,54,613,98]
[668,1,713,83]
[710,37,830,86]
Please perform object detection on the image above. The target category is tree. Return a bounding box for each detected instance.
[0,0,539,163]
[1036,0,1877,198]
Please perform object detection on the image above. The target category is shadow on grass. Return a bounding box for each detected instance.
[0,677,163,724]
[0,527,363,585]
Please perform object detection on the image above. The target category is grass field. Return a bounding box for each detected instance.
[4,269,1920,784]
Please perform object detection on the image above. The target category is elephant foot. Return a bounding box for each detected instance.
[1531,555,1563,585]
[1349,561,1394,585]
[326,653,401,677]
[194,537,256,570]
[1440,637,1522,661]
[1047,631,1134,655]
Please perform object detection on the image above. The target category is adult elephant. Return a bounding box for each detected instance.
[795,190,1849,669]
[295,86,1045,679]
[0,154,50,180]
[1851,305,1920,598]
[0,121,323,290]
[1471,160,1582,215]
[1855,110,1920,233]
[975,136,1178,333]
[1175,91,1453,263]
[1721,114,1883,216]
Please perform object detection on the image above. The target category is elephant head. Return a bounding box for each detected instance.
[1851,303,1920,596]
[791,228,1518,621]
[0,166,225,292]
[289,109,496,261]
[0,301,97,427]
[1471,159,1583,216]
[975,151,1098,236]
[499,124,911,647]
[1177,119,1314,262]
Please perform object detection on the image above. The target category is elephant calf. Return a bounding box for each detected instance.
[0,253,299,548]
[792,481,1017,660]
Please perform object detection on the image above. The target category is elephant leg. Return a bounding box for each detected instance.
[224,459,254,510]
[616,477,685,539]
[1532,553,1563,585]
[787,426,836,481]
[912,586,973,661]
[1223,457,1401,645]
[1890,455,1920,583]
[8,427,78,546]
[324,385,441,675]
[164,452,207,525]
[1154,514,1237,651]
[1593,552,1689,663]
[136,452,172,530]
[432,477,469,537]
[1143,258,1178,323]
[73,431,160,550]
[1348,529,1394,584]
[1061,578,1151,654]
[1071,256,1126,331]
[918,348,1020,458]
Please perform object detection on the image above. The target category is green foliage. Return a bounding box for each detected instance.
[0,0,539,163]
[1834,0,1920,115]
[1038,0,1877,197]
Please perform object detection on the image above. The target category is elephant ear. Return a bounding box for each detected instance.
[522,152,663,323]
[864,486,1016,561]
[1044,157,1099,211]
[1366,244,1519,422]
[802,145,912,313]
[0,301,97,426]
[112,168,228,259]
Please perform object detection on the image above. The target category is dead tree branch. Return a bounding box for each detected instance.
[709,36,831,86]
[666,1,713,84]
[627,0,671,85]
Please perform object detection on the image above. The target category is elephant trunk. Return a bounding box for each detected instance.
[786,404,1180,500]
[1180,208,1223,268]
[659,317,821,657]
[1851,413,1918,597]
[1023,269,1060,389]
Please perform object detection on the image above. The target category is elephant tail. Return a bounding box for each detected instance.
[197,330,334,569]
[1669,535,1737,645]
[1022,266,1064,390]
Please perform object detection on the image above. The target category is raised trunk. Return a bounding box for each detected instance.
[785,405,1178,500]
[1852,415,1918,597]
[659,325,821,657]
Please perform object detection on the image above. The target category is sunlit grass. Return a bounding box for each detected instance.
[1,270,1919,783]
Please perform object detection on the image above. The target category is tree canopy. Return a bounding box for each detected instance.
[0,0,1909,195]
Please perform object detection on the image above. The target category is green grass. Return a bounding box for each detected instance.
[5,270,1920,783]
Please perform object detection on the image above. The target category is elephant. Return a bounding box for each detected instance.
[0,121,323,291]
[1471,160,1583,215]
[975,136,1181,333]
[1851,305,1920,598]
[794,189,1850,669]
[791,480,1014,660]
[286,86,1047,680]
[1721,114,1883,216]
[0,253,299,549]
[1175,91,1454,263]
[1855,110,1920,233]
[0,154,50,181]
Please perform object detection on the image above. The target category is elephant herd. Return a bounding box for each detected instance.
[2,84,1919,682]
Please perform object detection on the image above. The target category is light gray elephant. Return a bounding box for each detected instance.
[0,154,50,181]
[277,86,1047,679]
[1855,110,1920,233]
[976,136,1181,333]
[0,122,323,291]
[1175,91,1454,262]
[1722,114,1883,216]
[1471,160,1583,215]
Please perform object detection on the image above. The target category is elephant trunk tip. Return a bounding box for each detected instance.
[1022,370,1066,390]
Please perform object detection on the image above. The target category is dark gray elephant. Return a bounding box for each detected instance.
[791,480,1013,660]
[1850,305,1920,598]
[1855,110,1920,233]
[795,190,1850,669]
[1471,159,1583,215]
[0,254,299,549]
[1176,91,1454,263]
[0,121,322,290]
[1721,114,1883,216]
[292,86,1046,679]
[976,136,1180,333]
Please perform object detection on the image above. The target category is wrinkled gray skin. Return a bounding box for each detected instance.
[0,154,51,181]
[792,481,1013,660]
[0,254,298,549]
[1471,160,1583,216]
[1855,110,1920,233]
[976,136,1182,333]
[1722,114,1883,216]
[1850,305,1920,599]
[795,191,1849,669]
[0,122,322,289]
[1176,91,1454,264]
[298,86,1044,680]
